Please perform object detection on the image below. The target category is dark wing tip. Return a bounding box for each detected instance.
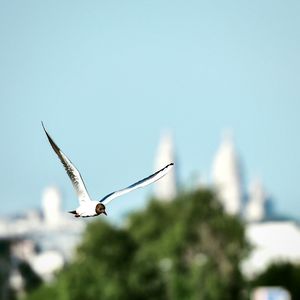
[41,122,62,154]
[41,122,52,140]
[41,121,47,133]
[165,163,174,168]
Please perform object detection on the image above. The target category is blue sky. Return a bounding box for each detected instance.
[0,1,300,221]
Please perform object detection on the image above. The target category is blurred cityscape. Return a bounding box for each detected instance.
[1,131,299,300]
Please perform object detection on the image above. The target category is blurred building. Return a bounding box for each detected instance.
[243,222,300,278]
[0,186,85,285]
[244,179,269,222]
[154,131,178,201]
[210,132,300,279]
[42,186,62,228]
[211,133,243,215]
[211,134,272,221]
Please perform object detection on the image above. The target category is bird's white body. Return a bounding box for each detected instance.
[76,200,99,217]
[42,122,174,218]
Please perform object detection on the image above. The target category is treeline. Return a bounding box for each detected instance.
[17,188,300,300]
[26,189,249,300]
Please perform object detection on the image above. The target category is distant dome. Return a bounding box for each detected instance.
[42,186,62,227]
[154,131,177,201]
[212,133,243,215]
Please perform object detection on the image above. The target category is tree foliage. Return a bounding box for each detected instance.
[26,189,249,300]
[251,262,300,299]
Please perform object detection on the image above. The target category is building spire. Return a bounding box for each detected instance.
[42,186,62,228]
[211,131,243,215]
[244,179,267,222]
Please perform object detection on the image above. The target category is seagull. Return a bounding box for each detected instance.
[42,123,174,218]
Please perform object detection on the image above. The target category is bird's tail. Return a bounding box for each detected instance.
[68,210,77,214]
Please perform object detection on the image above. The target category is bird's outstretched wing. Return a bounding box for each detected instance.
[42,122,91,204]
[100,163,174,205]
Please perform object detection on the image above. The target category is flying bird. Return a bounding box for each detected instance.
[42,123,174,218]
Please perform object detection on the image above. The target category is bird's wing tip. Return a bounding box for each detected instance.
[41,121,46,131]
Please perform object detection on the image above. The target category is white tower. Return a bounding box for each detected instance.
[42,186,62,228]
[244,179,266,222]
[154,131,177,201]
[212,133,243,215]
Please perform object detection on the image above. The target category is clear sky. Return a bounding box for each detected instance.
[1,1,300,221]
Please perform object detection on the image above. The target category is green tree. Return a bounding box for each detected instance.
[28,221,137,300]
[250,262,300,299]
[27,188,249,300]
[0,240,14,300]
[128,189,248,300]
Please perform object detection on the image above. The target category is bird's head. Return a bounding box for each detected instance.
[95,203,107,216]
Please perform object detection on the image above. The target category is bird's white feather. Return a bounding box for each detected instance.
[42,123,91,205]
